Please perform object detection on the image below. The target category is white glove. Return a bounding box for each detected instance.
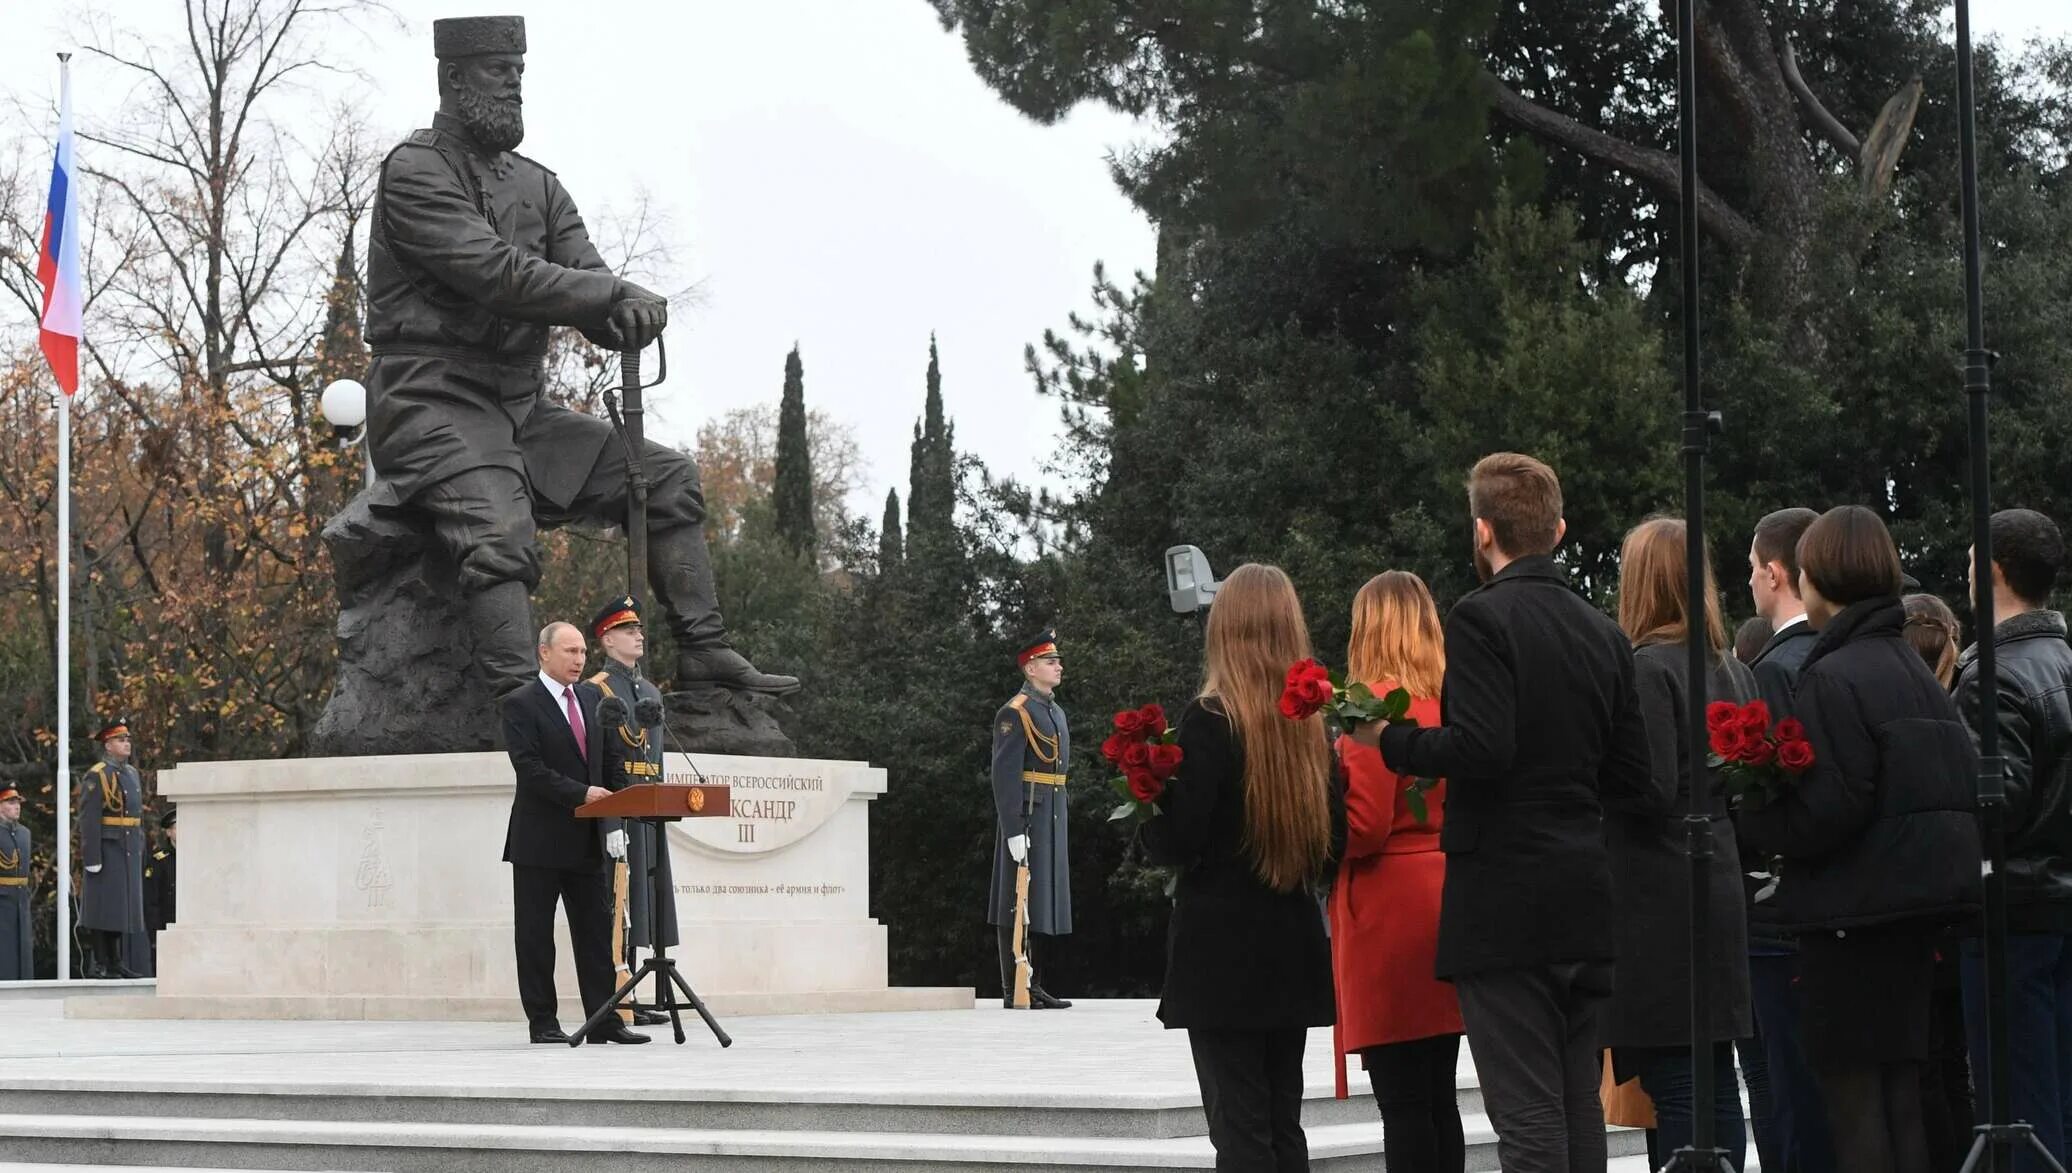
[606,830,628,861]
[1007,834,1029,864]
[85,864,102,874]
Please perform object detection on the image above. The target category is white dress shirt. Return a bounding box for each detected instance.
[539,670,582,736]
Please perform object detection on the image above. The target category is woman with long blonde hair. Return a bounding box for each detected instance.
[1331,571,1465,1172]
[1608,516,1757,1169]
[1143,563,1340,1171]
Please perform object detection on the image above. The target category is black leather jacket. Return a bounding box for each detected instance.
[1957,609,2072,932]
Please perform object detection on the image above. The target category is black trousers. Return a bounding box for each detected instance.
[1363,1033,1466,1173]
[511,863,615,1033]
[1454,961,1614,1173]
[1187,1026,1311,1172]
[995,923,1051,1001]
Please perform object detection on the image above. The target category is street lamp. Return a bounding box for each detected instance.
[318,378,373,488]
[1164,545,1221,616]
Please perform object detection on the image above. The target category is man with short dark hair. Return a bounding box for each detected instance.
[79,721,149,979]
[501,621,648,1046]
[1353,452,1652,1173]
[1739,505,1836,1173]
[1956,507,2072,1170]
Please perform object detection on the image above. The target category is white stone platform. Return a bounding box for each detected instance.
[73,751,967,1021]
[0,994,1657,1172]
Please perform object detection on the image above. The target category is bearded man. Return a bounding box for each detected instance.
[365,15,796,698]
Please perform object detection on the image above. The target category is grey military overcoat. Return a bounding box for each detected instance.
[986,684,1072,936]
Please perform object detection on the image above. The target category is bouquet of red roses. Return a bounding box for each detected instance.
[1708,699,1816,811]
[1103,703,1182,824]
[1279,659,1439,822]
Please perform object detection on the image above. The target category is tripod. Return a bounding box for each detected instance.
[1951,2,2061,1169]
[1664,0,1732,1168]
[573,809,732,1048]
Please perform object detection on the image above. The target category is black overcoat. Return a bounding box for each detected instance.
[1603,642,1756,1049]
[1737,598,1982,931]
[1141,698,1340,1031]
[1379,556,1655,979]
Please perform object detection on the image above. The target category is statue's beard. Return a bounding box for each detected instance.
[456,86,524,152]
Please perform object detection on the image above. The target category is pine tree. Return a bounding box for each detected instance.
[905,336,957,568]
[772,345,816,557]
[879,488,904,571]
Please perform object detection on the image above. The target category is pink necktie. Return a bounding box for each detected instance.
[563,686,587,761]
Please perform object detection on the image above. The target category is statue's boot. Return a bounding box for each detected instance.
[651,525,800,695]
[467,580,539,700]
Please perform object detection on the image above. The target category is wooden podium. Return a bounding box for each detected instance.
[573,784,734,1047]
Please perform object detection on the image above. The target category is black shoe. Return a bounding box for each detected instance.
[112,964,144,980]
[1030,986,1072,1009]
[676,645,801,695]
[587,1023,653,1045]
[529,1027,571,1044]
[633,1008,670,1026]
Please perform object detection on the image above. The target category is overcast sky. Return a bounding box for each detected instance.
[6,1,2068,517]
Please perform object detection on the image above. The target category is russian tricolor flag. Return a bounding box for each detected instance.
[37,60,81,396]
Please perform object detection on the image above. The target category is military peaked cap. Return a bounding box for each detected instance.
[590,595,644,639]
[94,720,131,743]
[0,785,19,803]
[433,15,526,59]
[1017,627,1060,667]
[161,807,177,829]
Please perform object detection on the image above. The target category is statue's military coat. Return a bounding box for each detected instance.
[79,760,147,938]
[365,111,623,513]
[592,661,679,949]
[987,684,1072,936]
[0,819,30,980]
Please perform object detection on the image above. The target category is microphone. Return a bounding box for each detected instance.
[635,697,663,727]
[598,696,628,726]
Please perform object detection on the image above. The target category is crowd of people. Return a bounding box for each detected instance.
[1137,452,2072,1173]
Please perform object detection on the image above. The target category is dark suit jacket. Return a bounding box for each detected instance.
[1379,555,1653,979]
[1749,620,1818,715]
[501,677,608,872]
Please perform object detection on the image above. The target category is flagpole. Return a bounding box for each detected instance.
[51,51,75,985]
[56,362,72,983]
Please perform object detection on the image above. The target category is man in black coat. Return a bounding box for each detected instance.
[1956,507,2072,1168]
[1740,505,1836,1173]
[1354,453,1652,1173]
[500,620,647,1046]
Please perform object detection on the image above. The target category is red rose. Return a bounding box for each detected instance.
[1122,741,1153,771]
[1706,701,1741,733]
[1709,724,1747,761]
[1774,718,1806,744]
[1738,700,1773,735]
[1113,709,1150,736]
[1280,659,1335,721]
[1100,733,1133,765]
[1777,738,1815,772]
[1136,704,1167,736]
[1739,737,1777,767]
[1147,743,1184,780]
[1127,770,1164,803]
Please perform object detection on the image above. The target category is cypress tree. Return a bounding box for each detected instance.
[879,488,904,571]
[772,345,816,557]
[906,336,957,563]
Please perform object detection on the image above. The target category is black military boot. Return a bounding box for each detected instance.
[465,580,538,701]
[649,526,800,695]
[80,932,110,979]
[995,924,1018,1009]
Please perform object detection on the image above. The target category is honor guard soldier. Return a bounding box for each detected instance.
[79,721,149,979]
[0,785,31,980]
[988,629,1073,1009]
[144,807,178,967]
[589,596,678,1027]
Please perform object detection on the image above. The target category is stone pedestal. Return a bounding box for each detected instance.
[69,752,968,1021]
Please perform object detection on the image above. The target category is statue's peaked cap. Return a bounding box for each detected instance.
[433,15,525,58]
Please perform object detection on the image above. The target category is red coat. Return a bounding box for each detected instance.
[1329,686,1464,1097]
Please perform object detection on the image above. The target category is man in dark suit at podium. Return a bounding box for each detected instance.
[501,620,649,1045]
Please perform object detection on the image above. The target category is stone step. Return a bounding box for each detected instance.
[3,1077,1483,1141]
[0,1112,1651,1173]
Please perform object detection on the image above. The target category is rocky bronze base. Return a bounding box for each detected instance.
[310,491,797,758]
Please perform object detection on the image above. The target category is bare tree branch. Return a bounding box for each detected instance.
[1780,38,1863,161]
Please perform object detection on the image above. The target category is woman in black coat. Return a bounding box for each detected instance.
[1607,518,1756,1169]
[1738,507,1982,1173]
[1141,563,1343,1172]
